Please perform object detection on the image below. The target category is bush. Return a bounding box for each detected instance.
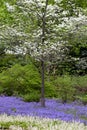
[54,75,76,103]
[22,91,40,102]
[53,75,87,103]
[0,64,41,97]
[1,62,87,103]
[73,75,87,94]
[0,63,58,101]
[76,95,87,105]
[45,81,58,98]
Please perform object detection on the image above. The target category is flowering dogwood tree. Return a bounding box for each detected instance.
[1,0,87,106]
[65,13,87,75]
[15,0,72,107]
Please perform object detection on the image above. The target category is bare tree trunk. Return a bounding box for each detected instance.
[41,60,45,107]
[40,0,48,107]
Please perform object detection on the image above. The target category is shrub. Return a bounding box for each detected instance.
[45,81,58,98]
[53,75,87,103]
[54,75,76,103]
[73,75,87,94]
[72,75,87,104]
[0,64,41,97]
[22,91,40,102]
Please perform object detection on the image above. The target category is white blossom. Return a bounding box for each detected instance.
[1,0,87,63]
[5,2,15,12]
[0,114,87,130]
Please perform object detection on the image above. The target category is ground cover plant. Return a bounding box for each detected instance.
[0,114,87,130]
[0,96,87,127]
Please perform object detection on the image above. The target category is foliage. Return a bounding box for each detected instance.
[73,75,87,104]
[0,54,17,72]
[0,0,16,25]
[45,81,58,98]
[54,75,76,102]
[0,63,57,101]
[22,91,40,102]
[67,17,87,75]
[77,95,87,105]
[53,75,87,103]
[0,53,35,72]
[60,0,87,12]
[0,64,41,97]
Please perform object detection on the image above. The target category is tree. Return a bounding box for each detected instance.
[1,0,87,106]
[65,13,87,75]
[15,0,71,107]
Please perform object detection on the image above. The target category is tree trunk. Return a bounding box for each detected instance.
[40,0,48,107]
[41,60,45,107]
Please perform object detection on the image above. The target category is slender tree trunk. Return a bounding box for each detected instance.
[41,60,45,107]
[40,0,48,107]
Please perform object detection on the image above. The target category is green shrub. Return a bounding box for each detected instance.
[73,75,87,94]
[72,75,87,103]
[76,95,87,105]
[45,81,58,98]
[22,91,40,102]
[0,63,58,101]
[1,62,87,103]
[0,64,41,96]
[54,75,76,103]
[77,75,87,88]
[53,75,87,103]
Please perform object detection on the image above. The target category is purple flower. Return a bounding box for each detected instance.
[0,96,87,125]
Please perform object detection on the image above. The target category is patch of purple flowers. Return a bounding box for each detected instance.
[0,96,87,125]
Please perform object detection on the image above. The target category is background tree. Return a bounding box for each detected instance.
[65,13,87,75]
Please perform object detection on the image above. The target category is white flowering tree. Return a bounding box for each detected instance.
[65,13,87,75]
[15,0,72,107]
[1,0,87,106]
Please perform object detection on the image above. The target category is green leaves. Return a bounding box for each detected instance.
[0,64,41,96]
